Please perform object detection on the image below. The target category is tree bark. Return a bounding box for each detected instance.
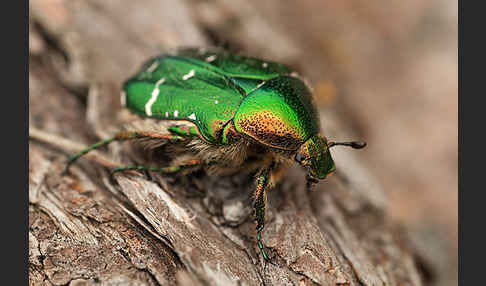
[29,1,426,285]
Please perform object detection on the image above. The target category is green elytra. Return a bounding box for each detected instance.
[67,48,366,262]
[123,48,311,144]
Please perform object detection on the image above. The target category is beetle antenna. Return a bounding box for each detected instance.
[328,141,366,149]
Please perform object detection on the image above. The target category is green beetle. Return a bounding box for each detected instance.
[67,48,365,261]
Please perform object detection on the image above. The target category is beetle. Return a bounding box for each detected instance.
[67,47,366,261]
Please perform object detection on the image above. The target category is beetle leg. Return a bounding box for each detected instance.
[168,125,199,137]
[254,167,272,262]
[66,130,184,169]
[111,159,203,174]
[305,174,319,192]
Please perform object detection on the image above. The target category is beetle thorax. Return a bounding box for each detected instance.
[233,76,320,151]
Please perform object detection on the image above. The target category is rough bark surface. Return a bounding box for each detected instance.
[29,1,428,285]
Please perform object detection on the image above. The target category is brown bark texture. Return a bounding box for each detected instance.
[29,1,431,285]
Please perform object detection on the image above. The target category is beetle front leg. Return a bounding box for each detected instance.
[253,167,272,262]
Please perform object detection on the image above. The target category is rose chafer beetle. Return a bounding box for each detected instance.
[67,48,366,262]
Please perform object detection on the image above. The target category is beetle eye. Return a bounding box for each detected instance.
[295,153,305,163]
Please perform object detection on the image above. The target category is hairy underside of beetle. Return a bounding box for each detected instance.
[121,117,294,184]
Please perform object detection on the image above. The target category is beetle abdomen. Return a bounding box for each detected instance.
[234,76,320,150]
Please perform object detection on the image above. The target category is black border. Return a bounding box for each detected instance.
[458,0,464,284]
[459,0,477,284]
[5,0,29,284]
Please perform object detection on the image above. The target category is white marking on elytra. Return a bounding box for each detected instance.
[165,112,169,117]
[247,81,267,95]
[174,110,179,117]
[120,91,126,107]
[214,100,219,104]
[182,69,195,80]
[188,113,197,120]
[146,61,159,73]
[145,77,166,116]
[206,55,217,62]
[262,62,268,68]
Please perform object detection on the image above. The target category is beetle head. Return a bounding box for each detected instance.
[295,134,335,180]
[295,134,366,181]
